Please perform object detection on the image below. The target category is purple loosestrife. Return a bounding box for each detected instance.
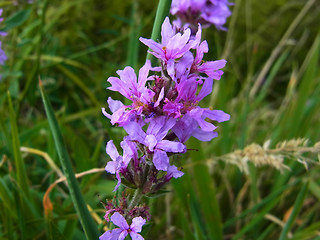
[100,212,146,240]
[101,16,230,239]
[170,0,233,31]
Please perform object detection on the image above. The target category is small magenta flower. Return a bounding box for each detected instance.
[105,139,138,191]
[102,60,164,126]
[170,0,233,31]
[124,116,186,171]
[139,17,198,64]
[100,212,146,240]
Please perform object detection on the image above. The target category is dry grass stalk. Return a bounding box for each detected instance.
[216,138,320,174]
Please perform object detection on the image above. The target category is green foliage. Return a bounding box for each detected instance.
[0,0,320,239]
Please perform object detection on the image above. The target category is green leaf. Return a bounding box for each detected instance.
[8,92,30,198]
[3,9,32,31]
[39,83,100,240]
[188,139,223,240]
[279,182,309,240]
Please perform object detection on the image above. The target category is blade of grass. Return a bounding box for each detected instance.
[39,81,100,240]
[189,139,223,240]
[224,178,301,228]
[172,176,207,240]
[8,91,30,198]
[249,0,316,98]
[279,182,309,240]
[0,178,17,220]
[126,1,140,69]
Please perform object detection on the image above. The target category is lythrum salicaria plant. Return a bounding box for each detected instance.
[100,16,230,240]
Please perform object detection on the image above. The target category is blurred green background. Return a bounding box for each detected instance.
[0,0,320,239]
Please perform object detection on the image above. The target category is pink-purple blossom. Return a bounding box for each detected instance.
[100,212,146,240]
[124,116,186,171]
[101,16,231,239]
[139,17,199,64]
[105,139,138,191]
[171,0,233,31]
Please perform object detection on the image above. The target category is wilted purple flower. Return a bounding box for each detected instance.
[171,0,233,31]
[100,212,146,240]
[105,139,138,191]
[124,116,186,171]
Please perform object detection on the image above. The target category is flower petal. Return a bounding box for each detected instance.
[107,97,124,113]
[161,17,175,45]
[106,140,119,162]
[157,140,186,153]
[105,160,118,174]
[145,134,158,152]
[129,232,144,240]
[130,216,146,233]
[138,60,151,90]
[99,230,112,240]
[113,171,122,192]
[110,212,129,230]
[167,165,184,179]
[192,128,218,141]
[118,230,129,240]
[203,109,230,122]
[153,150,169,171]
[196,77,213,101]
[124,122,146,144]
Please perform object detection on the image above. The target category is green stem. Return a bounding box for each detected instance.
[128,188,143,210]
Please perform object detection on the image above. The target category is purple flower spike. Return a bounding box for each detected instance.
[100,212,146,240]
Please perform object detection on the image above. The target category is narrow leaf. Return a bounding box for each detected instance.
[39,83,100,239]
[8,91,30,198]
[279,182,309,240]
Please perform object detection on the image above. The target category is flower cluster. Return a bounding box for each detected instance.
[170,0,233,31]
[0,9,8,78]
[101,17,230,240]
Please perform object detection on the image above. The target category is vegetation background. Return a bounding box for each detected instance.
[0,0,320,239]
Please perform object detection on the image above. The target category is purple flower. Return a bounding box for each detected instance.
[100,212,146,240]
[165,165,184,180]
[172,108,230,143]
[105,139,138,191]
[170,0,233,31]
[103,60,164,126]
[124,116,186,171]
[139,17,198,64]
